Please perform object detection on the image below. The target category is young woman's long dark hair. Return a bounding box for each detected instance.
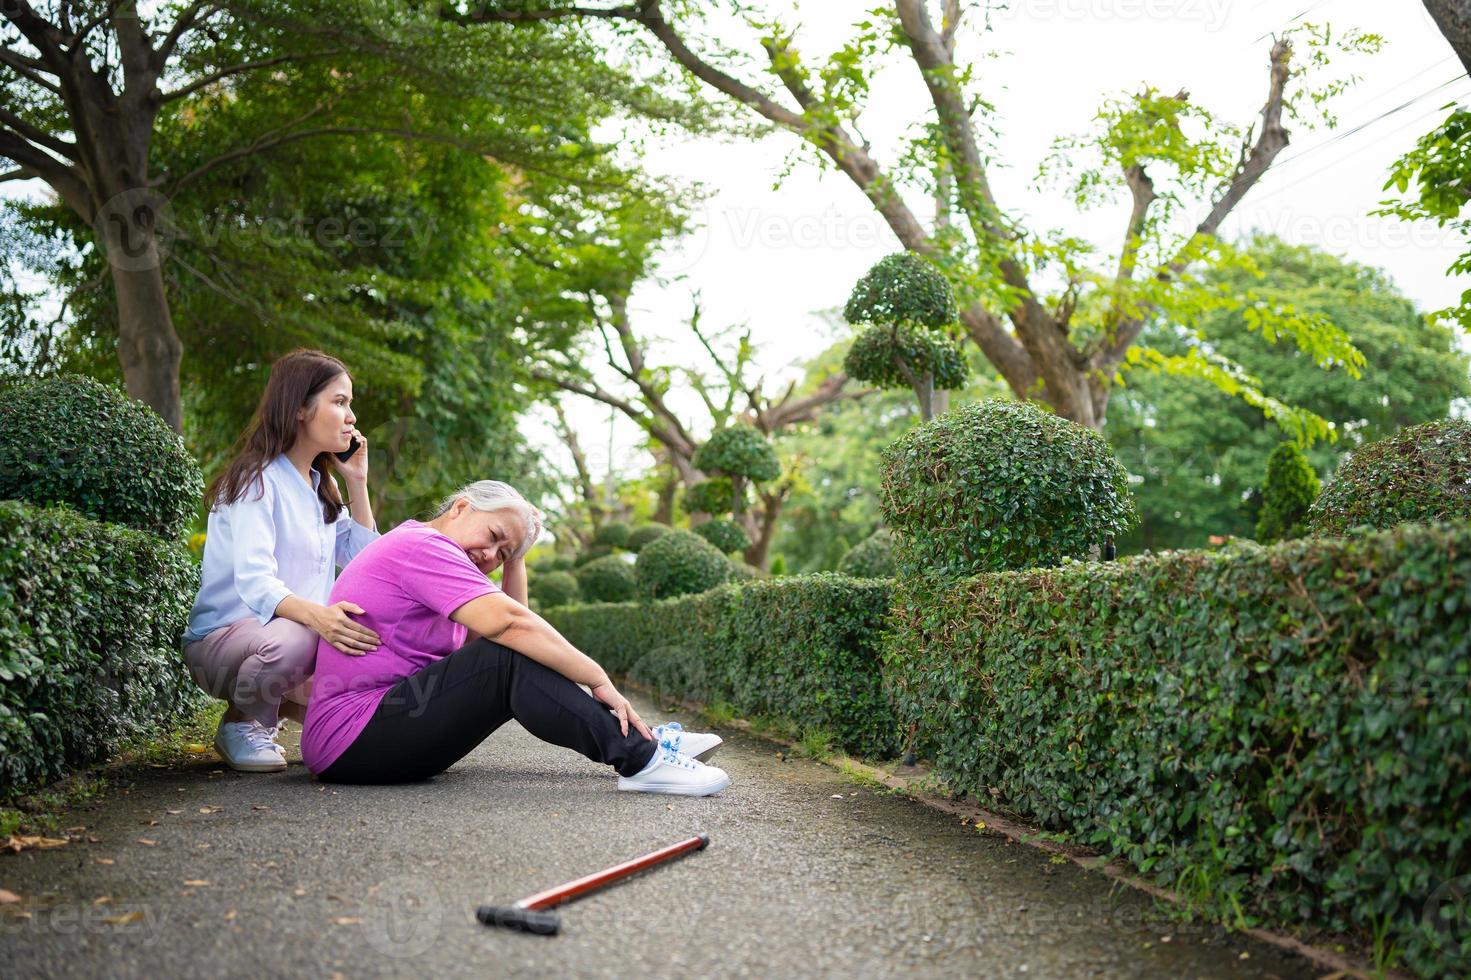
[204,349,352,523]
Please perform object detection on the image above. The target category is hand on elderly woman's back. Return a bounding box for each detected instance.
[311,600,381,656]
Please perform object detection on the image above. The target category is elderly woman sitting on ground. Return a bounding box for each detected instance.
[300,481,729,796]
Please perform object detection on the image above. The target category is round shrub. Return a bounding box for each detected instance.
[592,520,630,549]
[635,528,732,599]
[844,252,958,328]
[1307,418,1471,535]
[843,323,969,391]
[726,557,763,580]
[837,528,897,577]
[573,554,638,603]
[534,570,581,608]
[0,375,202,539]
[682,477,735,515]
[1255,443,1320,544]
[626,524,671,553]
[693,426,780,483]
[693,518,751,554]
[573,544,612,567]
[879,400,1136,576]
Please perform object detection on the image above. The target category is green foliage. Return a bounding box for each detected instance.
[726,557,761,579]
[843,252,958,328]
[1307,419,1471,535]
[573,544,612,567]
[1378,108,1471,331]
[634,528,732,599]
[692,426,781,483]
[693,518,751,554]
[837,528,896,578]
[1107,236,1471,552]
[592,520,631,549]
[681,478,735,515]
[842,323,970,391]
[881,400,1136,576]
[1255,443,1320,543]
[625,524,671,553]
[532,570,581,609]
[545,574,899,757]
[0,501,206,799]
[0,375,202,539]
[883,523,1471,978]
[573,554,638,604]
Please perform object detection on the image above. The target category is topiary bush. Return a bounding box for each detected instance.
[842,323,969,392]
[693,427,781,484]
[635,528,732,599]
[533,570,581,609]
[880,399,1136,576]
[682,477,736,516]
[837,528,897,577]
[1255,443,1320,543]
[843,251,958,327]
[573,554,638,603]
[626,524,671,553]
[1306,418,1471,535]
[693,518,751,554]
[592,520,631,549]
[1,501,206,798]
[0,375,202,539]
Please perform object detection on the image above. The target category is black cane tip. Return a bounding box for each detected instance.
[695,832,710,849]
[476,905,561,935]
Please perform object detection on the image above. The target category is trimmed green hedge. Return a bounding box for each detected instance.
[543,574,898,758]
[0,375,202,539]
[884,522,1471,977]
[635,528,731,599]
[573,554,637,603]
[0,501,206,798]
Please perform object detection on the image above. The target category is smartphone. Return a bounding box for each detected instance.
[335,437,361,463]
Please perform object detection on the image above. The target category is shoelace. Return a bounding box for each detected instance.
[656,737,698,770]
[651,722,685,756]
[243,722,281,754]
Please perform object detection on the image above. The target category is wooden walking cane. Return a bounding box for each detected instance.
[476,834,710,935]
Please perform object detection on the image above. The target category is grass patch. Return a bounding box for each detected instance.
[0,698,224,839]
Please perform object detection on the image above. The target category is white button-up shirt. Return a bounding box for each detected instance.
[183,454,380,643]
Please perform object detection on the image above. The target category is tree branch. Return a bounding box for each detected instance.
[160,52,328,102]
[0,44,62,93]
[1,0,67,70]
[0,128,88,212]
[0,107,78,159]
[1097,38,1294,367]
[153,1,217,68]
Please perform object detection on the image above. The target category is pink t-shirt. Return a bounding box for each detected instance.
[301,519,500,773]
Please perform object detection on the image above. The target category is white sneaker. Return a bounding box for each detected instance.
[214,720,287,772]
[618,742,730,796]
[650,722,722,763]
[261,720,287,759]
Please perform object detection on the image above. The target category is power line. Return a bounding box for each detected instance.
[1250,0,1332,45]
[1267,73,1469,174]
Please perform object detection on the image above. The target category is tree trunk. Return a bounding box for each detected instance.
[110,242,184,431]
[1424,1,1471,76]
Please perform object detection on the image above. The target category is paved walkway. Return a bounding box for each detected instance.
[1,694,1318,978]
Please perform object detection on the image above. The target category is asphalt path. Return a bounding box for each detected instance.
[1,693,1319,979]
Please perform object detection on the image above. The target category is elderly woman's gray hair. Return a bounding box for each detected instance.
[430,480,543,559]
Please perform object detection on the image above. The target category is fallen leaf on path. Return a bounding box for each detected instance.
[183,880,211,887]
[0,889,20,904]
[5,835,69,853]
[198,806,222,814]
[830,794,844,799]
[183,743,208,753]
[103,911,144,925]
[293,888,306,896]
[166,810,182,815]
[64,825,85,833]
[251,805,269,811]
[95,858,115,865]
[136,839,157,847]
[93,896,111,905]
[139,820,158,827]
[332,916,361,925]
[224,908,237,921]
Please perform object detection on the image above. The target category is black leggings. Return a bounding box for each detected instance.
[318,638,657,784]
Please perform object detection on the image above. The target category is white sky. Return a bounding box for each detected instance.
[540,0,1471,494]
